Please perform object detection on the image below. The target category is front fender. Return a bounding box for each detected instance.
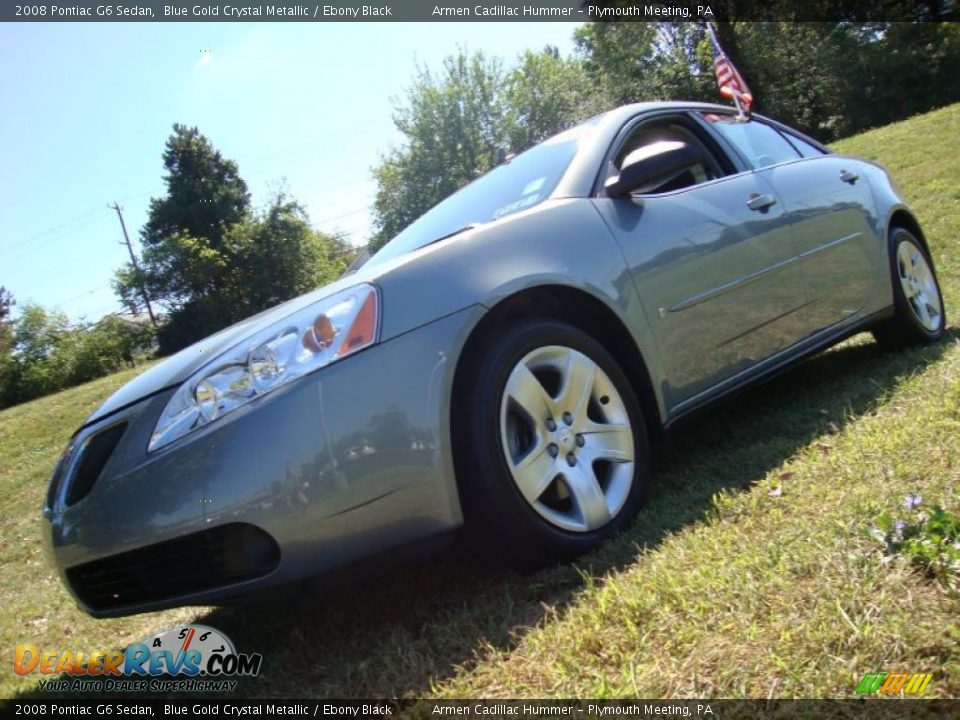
[374,198,665,418]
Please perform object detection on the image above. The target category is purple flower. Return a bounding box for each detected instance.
[904,494,923,510]
[894,520,907,539]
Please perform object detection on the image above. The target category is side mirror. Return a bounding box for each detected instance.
[605,140,705,198]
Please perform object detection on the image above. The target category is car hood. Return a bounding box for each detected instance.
[82,256,407,429]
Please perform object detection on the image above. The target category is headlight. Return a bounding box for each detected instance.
[148,284,379,452]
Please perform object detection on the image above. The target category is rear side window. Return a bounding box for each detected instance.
[702,114,801,169]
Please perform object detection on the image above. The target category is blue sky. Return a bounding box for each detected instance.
[0,22,579,321]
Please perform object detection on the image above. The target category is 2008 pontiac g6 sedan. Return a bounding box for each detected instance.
[43,102,946,617]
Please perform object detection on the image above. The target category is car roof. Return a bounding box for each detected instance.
[606,100,739,121]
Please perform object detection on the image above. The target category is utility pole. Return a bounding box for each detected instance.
[108,202,158,328]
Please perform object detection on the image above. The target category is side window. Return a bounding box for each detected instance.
[782,132,826,158]
[701,113,801,169]
[608,119,728,195]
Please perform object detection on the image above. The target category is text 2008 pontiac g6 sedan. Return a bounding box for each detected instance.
[43,102,945,616]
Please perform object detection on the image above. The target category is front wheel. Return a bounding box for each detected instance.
[454,318,651,568]
[872,227,946,348]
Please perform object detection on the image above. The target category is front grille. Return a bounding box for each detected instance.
[65,523,280,612]
[64,423,127,506]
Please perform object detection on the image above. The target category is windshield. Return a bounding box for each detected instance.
[366,119,597,267]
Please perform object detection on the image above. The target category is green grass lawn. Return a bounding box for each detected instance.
[2,104,959,701]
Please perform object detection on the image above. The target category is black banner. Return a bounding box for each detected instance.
[2,0,958,23]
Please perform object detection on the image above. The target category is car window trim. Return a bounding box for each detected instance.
[624,167,758,200]
[773,127,809,158]
[591,109,743,199]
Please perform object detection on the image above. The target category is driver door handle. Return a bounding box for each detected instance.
[840,169,859,184]
[747,193,777,212]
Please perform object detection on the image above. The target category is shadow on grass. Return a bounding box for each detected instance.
[11,330,957,701]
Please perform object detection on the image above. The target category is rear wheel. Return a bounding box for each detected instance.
[454,318,651,568]
[872,227,945,348]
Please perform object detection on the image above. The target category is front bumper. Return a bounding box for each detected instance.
[42,306,482,617]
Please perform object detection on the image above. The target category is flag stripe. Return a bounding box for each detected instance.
[707,24,753,111]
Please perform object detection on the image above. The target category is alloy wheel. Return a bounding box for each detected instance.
[897,238,943,333]
[499,345,635,533]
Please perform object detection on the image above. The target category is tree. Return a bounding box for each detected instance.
[230,194,353,315]
[0,287,17,405]
[115,124,251,317]
[368,17,960,253]
[12,304,69,366]
[730,23,859,138]
[718,21,960,140]
[370,48,603,252]
[575,23,715,107]
[0,304,70,404]
[0,302,158,409]
[115,124,252,321]
[502,47,607,152]
[0,287,14,354]
[116,126,352,353]
[851,22,960,130]
[370,50,508,251]
[576,19,960,143]
[142,124,250,250]
[139,194,353,352]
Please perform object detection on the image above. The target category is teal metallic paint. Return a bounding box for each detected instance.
[43,307,482,616]
[592,170,809,407]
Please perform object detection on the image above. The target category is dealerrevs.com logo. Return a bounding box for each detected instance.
[15,625,261,693]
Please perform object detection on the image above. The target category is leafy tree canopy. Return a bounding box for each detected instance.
[142,124,250,249]
[370,47,605,252]
[370,51,509,249]
[115,126,356,352]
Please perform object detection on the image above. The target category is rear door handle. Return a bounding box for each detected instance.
[747,193,777,212]
[839,169,859,184]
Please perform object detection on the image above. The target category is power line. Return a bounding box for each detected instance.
[0,193,156,263]
[4,117,393,259]
[17,238,122,287]
[313,205,371,225]
[3,130,384,261]
[239,119,394,174]
[7,204,372,297]
[48,287,103,307]
[77,302,128,322]
[0,214,112,263]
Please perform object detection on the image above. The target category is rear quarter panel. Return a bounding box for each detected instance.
[852,157,919,310]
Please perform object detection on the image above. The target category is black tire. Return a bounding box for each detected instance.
[453,318,651,569]
[872,226,946,349]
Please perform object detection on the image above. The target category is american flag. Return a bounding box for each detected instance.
[706,24,753,113]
